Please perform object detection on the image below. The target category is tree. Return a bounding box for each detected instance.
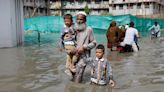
[31,0,38,17]
[84,4,91,15]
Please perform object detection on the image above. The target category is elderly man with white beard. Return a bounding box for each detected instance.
[70,12,96,83]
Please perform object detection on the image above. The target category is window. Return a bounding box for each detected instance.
[78,0,83,4]
[112,0,114,3]
[36,9,39,13]
[137,3,141,9]
[130,3,133,9]
[159,4,161,11]
[95,0,100,4]
[127,3,133,9]
[87,0,91,4]
[40,9,43,13]
[153,3,155,9]
[145,2,150,8]
[119,4,123,9]
[112,4,116,10]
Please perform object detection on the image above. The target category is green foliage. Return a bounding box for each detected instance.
[84,4,91,15]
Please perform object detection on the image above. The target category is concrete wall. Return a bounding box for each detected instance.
[0,0,23,48]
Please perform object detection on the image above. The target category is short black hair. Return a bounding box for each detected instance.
[96,44,105,52]
[154,21,158,24]
[129,21,134,27]
[64,14,72,21]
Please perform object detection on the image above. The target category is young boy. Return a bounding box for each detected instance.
[85,44,115,87]
[61,31,79,74]
[59,14,78,77]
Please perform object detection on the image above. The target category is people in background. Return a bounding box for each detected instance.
[149,22,161,38]
[106,21,119,51]
[120,21,139,52]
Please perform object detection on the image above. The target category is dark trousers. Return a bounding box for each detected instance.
[119,44,133,53]
[124,44,133,52]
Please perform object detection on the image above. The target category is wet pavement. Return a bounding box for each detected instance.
[0,32,164,92]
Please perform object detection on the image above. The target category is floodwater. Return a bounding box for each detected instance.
[0,32,164,92]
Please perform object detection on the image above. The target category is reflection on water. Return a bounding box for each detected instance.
[0,33,164,92]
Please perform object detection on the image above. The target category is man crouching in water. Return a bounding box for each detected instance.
[70,11,96,83]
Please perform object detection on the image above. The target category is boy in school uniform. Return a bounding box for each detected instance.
[85,44,115,87]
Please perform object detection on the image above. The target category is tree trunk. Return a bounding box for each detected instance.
[31,0,38,17]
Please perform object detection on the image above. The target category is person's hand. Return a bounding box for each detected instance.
[77,46,84,54]
[70,48,77,55]
[109,80,115,88]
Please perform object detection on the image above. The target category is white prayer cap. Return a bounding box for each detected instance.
[76,11,87,16]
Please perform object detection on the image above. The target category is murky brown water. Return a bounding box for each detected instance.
[0,33,164,92]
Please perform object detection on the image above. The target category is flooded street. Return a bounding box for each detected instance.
[0,33,164,92]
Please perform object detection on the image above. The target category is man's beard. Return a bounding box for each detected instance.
[74,23,86,31]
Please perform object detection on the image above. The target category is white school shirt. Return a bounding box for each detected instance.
[123,27,138,45]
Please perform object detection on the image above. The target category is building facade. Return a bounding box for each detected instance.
[23,0,50,18]
[49,0,61,15]
[109,0,164,16]
[50,0,110,16]
[50,0,164,16]
[23,0,164,17]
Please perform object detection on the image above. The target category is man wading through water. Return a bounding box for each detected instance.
[70,11,96,83]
